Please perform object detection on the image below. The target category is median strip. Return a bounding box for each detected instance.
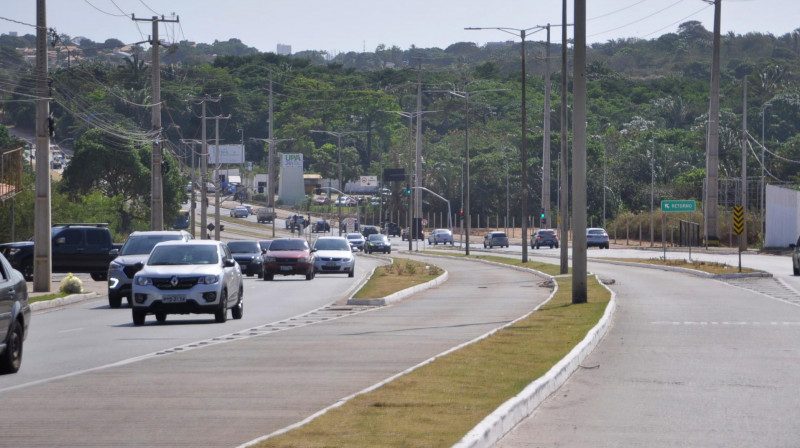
[250,274,611,448]
[348,258,445,306]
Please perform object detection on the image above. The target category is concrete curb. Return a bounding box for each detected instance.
[594,258,772,279]
[30,292,99,312]
[453,274,617,448]
[418,251,554,280]
[333,254,391,305]
[347,269,449,306]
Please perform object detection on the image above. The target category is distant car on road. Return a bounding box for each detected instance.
[256,207,276,223]
[428,228,454,245]
[107,230,193,308]
[587,227,610,249]
[227,240,264,278]
[346,233,365,251]
[131,240,243,326]
[312,220,331,233]
[243,205,254,216]
[230,206,249,218]
[532,229,559,249]
[384,222,401,237]
[313,237,355,277]
[361,225,380,238]
[335,196,357,206]
[365,234,391,254]
[0,252,30,374]
[263,238,315,281]
[483,231,509,249]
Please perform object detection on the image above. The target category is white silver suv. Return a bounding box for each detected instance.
[131,240,243,326]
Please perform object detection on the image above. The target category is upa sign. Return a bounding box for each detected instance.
[661,200,696,213]
[208,144,244,164]
[281,153,303,168]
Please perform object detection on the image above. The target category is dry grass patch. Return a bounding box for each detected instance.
[353,259,442,299]
[257,276,610,448]
[28,292,68,304]
[603,257,755,275]
[427,250,563,276]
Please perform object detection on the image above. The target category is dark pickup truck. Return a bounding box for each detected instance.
[0,224,119,282]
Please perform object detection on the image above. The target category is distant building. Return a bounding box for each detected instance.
[276,43,291,55]
[8,31,18,37]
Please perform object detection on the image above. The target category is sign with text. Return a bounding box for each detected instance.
[207,144,244,164]
[383,168,406,182]
[661,200,696,213]
[281,153,303,168]
[360,175,378,187]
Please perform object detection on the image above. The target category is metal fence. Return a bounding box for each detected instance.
[0,146,23,202]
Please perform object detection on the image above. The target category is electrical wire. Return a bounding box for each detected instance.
[642,4,712,38]
[747,139,782,181]
[82,0,127,17]
[138,0,161,15]
[588,0,653,22]
[588,0,686,38]
[0,16,38,29]
[747,131,800,164]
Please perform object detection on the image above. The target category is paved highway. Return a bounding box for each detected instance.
[1,256,381,392]
[0,255,550,448]
[498,259,800,446]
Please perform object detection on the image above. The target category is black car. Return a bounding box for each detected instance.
[312,220,331,233]
[227,241,264,277]
[361,225,380,238]
[384,222,401,237]
[0,252,30,374]
[0,224,118,282]
[365,234,392,254]
[532,229,559,249]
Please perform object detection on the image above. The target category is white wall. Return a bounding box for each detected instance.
[765,184,800,248]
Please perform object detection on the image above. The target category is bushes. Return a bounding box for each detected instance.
[59,273,83,295]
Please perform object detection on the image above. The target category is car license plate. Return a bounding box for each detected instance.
[162,295,186,303]
[325,263,337,268]
[280,265,292,271]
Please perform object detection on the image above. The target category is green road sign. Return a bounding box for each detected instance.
[661,200,696,213]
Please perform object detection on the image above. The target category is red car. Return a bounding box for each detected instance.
[262,238,315,281]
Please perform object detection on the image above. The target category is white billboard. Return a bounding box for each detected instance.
[281,153,303,168]
[208,144,244,164]
[360,176,378,187]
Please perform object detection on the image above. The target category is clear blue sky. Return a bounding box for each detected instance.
[3,0,796,53]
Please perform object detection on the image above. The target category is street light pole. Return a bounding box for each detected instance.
[559,0,570,275]
[572,0,588,303]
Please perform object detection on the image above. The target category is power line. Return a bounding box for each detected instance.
[747,139,781,181]
[642,3,712,38]
[0,15,39,29]
[588,0,685,38]
[747,131,800,164]
[82,0,127,17]
[138,0,161,15]
[588,0,653,22]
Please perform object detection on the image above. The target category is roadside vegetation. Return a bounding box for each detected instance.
[258,275,610,447]
[27,292,68,304]
[427,250,564,276]
[352,258,442,299]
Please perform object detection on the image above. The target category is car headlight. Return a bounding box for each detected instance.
[136,276,152,286]
[198,275,219,284]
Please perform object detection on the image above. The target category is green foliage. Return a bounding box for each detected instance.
[59,273,83,295]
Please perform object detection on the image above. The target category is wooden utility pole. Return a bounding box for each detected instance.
[33,0,52,292]
[133,14,179,231]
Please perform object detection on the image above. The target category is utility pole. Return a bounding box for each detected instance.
[761,103,770,239]
[415,68,423,223]
[213,115,231,241]
[181,139,201,238]
[704,0,721,246]
[520,28,530,263]
[542,24,552,230]
[650,140,655,247]
[572,0,588,303]
[268,78,275,235]
[133,14,179,231]
[193,95,221,239]
[603,139,607,229]
[559,0,570,275]
[741,78,748,252]
[33,0,51,292]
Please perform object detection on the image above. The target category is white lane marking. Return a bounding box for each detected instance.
[0,264,380,395]
[57,327,84,334]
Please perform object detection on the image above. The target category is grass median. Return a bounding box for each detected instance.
[427,250,563,276]
[257,275,610,448]
[353,258,443,299]
[602,257,755,275]
[28,292,68,304]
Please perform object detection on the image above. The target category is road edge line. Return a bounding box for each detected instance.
[235,262,557,448]
[453,273,617,448]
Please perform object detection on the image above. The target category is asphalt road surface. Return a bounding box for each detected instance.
[0,254,550,447]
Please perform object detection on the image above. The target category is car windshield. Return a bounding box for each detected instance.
[493,233,507,238]
[346,233,362,240]
[368,234,385,242]
[269,239,309,251]
[148,245,218,266]
[314,239,351,251]
[539,230,555,236]
[434,229,450,234]
[121,234,183,255]
[588,229,606,235]
[227,241,260,253]
[258,241,272,251]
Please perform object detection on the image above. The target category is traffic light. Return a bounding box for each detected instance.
[540,208,545,220]
[403,185,412,196]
